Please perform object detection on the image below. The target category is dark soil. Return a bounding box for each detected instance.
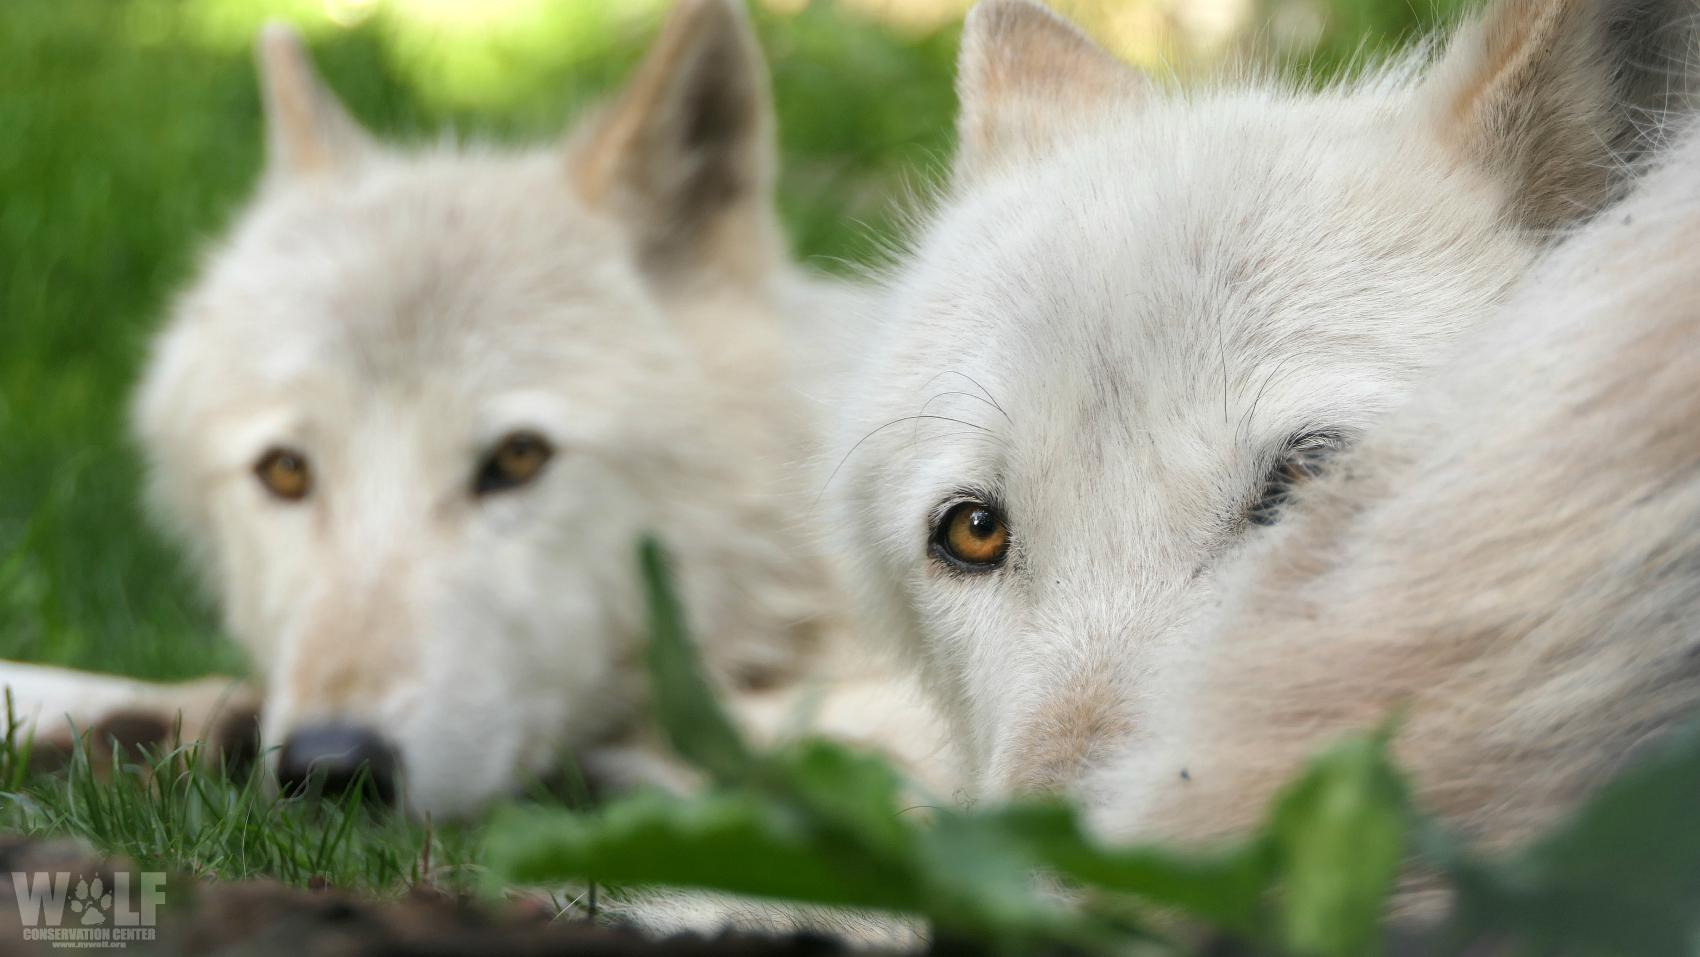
[0,839,865,957]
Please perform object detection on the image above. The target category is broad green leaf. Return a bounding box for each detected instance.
[640,537,757,783]
[768,738,912,855]
[486,793,917,911]
[1267,730,1409,957]
[914,810,1116,953]
[1009,801,1273,934]
[1434,718,1700,957]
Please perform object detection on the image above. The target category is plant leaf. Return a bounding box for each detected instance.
[640,536,757,783]
[767,738,910,855]
[1434,718,1700,957]
[486,792,917,909]
[1267,729,1409,957]
[1011,801,1273,934]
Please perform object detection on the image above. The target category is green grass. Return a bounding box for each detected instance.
[0,736,487,896]
[1,1,255,679]
[8,750,467,893]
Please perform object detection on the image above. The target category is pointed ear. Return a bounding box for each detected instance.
[572,0,780,293]
[256,22,374,182]
[1421,0,1695,232]
[954,0,1147,182]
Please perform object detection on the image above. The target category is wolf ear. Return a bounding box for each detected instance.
[954,0,1147,181]
[571,0,780,293]
[256,23,374,181]
[1421,0,1694,231]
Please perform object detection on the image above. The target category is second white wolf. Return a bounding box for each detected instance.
[828,0,1693,803]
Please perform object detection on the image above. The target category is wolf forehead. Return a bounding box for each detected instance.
[845,94,1531,530]
[894,93,1518,376]
[177,150,677,387]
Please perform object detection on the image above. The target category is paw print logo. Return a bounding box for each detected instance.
[69,876,111,925]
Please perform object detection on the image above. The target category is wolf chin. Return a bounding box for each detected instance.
[829,0,1694,799]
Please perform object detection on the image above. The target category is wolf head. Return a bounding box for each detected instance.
[135,0,828,817]
[830,0,1693,797]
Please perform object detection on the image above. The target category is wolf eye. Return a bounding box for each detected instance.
[254,448,312,501]
[1247,430,1344,527]
[476,431,553,495]
[934,501,1010,569]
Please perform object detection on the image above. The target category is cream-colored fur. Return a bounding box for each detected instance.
[0,661,259,772]
[1097,122,1700,857]
[830,0,1693,799]
[119,0,953,817]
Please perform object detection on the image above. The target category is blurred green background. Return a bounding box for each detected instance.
[0,0,1464,682]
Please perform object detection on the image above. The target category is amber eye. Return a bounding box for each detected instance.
[934,501,1010,569]
[254,448,312,501]
[475,431,554,495]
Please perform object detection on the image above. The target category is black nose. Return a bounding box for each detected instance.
[277,724,399,806]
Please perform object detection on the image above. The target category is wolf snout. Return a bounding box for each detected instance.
[278,724,400,806]
[998,677,1135,795]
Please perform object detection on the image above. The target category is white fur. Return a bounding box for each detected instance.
[830,0,1691,798]
[1091,120,1700,858]
[0,661,257,764]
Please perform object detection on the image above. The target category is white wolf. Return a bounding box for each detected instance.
[829,0,1693,799]
[1095,120,1700,858]
[99,0,947,818]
